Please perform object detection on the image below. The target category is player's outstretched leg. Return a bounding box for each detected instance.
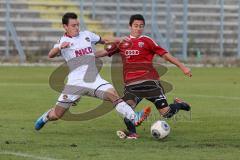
[162,98,191,118]
[116,106,151,139]
[173,97,191,111]
[104,88,146,139]
[123,118,140,139]
[35,106,66,131]
[35,109,51,130]
[134,106,151,126]
[114,100,143,139]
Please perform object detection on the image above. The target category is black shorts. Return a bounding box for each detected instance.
[123,80,168,108]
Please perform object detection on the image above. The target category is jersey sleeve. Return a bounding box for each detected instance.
[52,38,63,56]
[53,43,59,49]
[145,37,168,56]
[53,38,61,49]
[85,31,101,44]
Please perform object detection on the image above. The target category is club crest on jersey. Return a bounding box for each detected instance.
[138,42,144,48]
[85,37,90,42]
[125,50,139,56]
[63,95,68,99]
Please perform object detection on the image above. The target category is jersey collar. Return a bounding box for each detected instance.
[129,35,143,39]
[64,33,72,38]
[64,33,80,38]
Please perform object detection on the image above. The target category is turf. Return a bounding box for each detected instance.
[0,66,239,160]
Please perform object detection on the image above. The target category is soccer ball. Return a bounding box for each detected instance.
[150,120,170,140]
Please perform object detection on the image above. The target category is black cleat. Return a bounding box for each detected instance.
[174,97,191,111]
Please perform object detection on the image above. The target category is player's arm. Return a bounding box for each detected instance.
[103,37,122,43]
[103,36,130,44]
[162,53,192,77]
[95,50,109,58]
[95,45,119,58]
[48,47,60,58]
[48,42,71,58]
[146,36,192,77]
[96,38,106,45]
[95,41,119,58]
[96,37,120,45]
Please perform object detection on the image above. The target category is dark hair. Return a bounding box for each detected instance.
[129,14,145,26]
[62,12,78,25]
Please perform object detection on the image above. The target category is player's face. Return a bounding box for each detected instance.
[63,18,80,37]
[129,20,144,38]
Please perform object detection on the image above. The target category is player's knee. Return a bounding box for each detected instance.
[105,88,119,102]
[122,93,140,108]
[154,99,169,110]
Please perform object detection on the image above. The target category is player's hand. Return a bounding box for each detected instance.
[182,67,192,77]
[104,42,119,57]
[60,42,71,49]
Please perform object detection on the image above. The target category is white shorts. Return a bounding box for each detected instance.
[56,77,113,108]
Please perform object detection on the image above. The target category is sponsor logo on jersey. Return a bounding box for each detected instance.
[75,47,93,57]
[138,42,144,48]
[125,50,139,56]
[85,37,90,42]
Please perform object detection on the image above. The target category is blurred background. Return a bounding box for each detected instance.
[1,0,240,65]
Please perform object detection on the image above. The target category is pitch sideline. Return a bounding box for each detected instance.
[0,150,63,160]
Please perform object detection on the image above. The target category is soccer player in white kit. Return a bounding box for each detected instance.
[34,12,150,139]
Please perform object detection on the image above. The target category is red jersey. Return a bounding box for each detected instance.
[113,35,168,84]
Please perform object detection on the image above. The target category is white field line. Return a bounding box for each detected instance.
[169,93,240,100]
[0,150,62,160]
[0,82,239,100]
[0,83,48,86]
[0,62,230,68]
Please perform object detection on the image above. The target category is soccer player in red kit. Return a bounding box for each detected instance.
[99,14,192,139]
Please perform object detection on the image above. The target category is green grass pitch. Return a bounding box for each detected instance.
[0,66,239,160]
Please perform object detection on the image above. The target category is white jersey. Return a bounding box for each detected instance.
[54,31,114,108]
[54,31,101,83]
[51,31,135,120]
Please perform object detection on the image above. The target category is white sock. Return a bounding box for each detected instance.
[42,109,51,123]
[115,102,135,121]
